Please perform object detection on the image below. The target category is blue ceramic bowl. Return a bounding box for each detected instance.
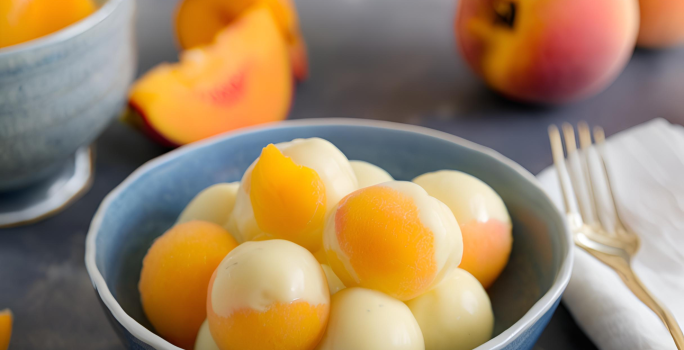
[85,119,572,350]
[0,0,136,191]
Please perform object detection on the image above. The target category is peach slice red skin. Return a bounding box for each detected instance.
[128,103,181,148]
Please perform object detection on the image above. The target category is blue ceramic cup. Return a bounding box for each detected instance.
[0,0,136,191]
[85,119,572,350]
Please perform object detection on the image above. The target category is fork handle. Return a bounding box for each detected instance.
[590,250,684,349]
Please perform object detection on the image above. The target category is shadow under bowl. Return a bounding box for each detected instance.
[85,119,572,350]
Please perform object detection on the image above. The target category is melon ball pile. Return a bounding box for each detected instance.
[138,138,512,350]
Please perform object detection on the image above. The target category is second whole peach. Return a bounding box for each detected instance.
[636,0,684,48]
[455,0,640,104]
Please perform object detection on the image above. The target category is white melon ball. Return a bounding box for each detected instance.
[406,268,494,350]
[194,319,219,350]
[177,182,240,226]
[321,264,346,295]
[350,160,393,188]
[316,287,424,350]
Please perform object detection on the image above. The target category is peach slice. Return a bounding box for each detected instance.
[226,138,358,252]
[249,144,327,248]
[128,5,292,146]
[175,0,309,81]
[0,309,12,350]
[0,0,96,48]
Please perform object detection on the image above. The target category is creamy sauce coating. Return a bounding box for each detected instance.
[211,240,329,317]
[277,138,358,208]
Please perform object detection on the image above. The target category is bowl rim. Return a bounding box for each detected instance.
[85,118,573,350]
[0,0,127,56]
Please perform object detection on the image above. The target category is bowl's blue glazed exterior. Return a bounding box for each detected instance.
[85,119,572,350]
[0,0,136,191]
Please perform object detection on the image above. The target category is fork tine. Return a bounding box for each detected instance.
[576,122,601,226]
[549,125,583,229]
[578,123,617,235]
[593,126,629,233]
[593,126,605,143]
[562,123,578,155]
[563,123,597,225]
[578,122,592,149]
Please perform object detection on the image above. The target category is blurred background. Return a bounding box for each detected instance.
[2,0,684,348]
[133,0,684,174]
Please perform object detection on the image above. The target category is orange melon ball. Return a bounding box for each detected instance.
[0,309,12,350]
[139,221,238,349]
[207,239,330,350]
[413,170,512,289]
[323,181,463,301]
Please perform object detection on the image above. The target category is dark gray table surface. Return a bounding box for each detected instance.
[2,0,684,348]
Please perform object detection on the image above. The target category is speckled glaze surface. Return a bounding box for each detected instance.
[85,120,573,350]
[0,0,136,191]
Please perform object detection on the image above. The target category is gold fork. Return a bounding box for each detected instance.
[549,122,684,349]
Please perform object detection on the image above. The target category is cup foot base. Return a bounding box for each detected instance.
[0,146,94,228]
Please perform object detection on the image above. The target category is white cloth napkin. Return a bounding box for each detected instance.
[537,118,684,350]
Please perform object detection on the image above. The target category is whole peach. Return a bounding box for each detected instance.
[637,0,684,48]
[455,0,639,104]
